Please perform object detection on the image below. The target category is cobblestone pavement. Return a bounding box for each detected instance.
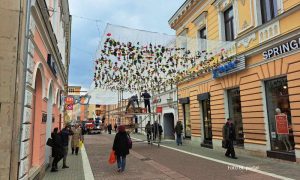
[44,147,85,180]
[84,133,288,180]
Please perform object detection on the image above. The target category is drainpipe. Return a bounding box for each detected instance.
[18,0,32,178]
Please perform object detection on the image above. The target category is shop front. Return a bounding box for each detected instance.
[265,77,296,161]
[177,48,300,162]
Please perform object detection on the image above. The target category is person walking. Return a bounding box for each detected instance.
[145,121,152,144]
[174,121,183,146]
[107,123,112,134]
[51,128,64,172]
[114,123,118,132]
[141,90,151,113]
[112,125,130,172]
[222,118,238,159]
[60,125,73,168]
[71,124,82,155]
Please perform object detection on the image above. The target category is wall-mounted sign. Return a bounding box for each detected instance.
[275,114,289,134]
[65,96,74,105]
[212,55,245,78]
[263,37,300,60]
[66,104,73,110]
[156,107,163,113]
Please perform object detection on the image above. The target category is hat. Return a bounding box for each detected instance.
[118,125,125,132]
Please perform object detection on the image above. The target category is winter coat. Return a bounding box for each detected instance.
[113,131,130,156]
[71,127,82,148]
[174,123,183,134]
[61,128,73,147]
[51,132,64,158]
[145,123,152,133]
[222,122,236,141]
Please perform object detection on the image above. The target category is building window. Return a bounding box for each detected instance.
[227,88,244,146]
[198,27,207,51]
[183,104,191,138]
[95,110,101,116]
[96,104,101,108]
[199,27,207,39]
[265,77,295,153]
[260,0,278,23]
[224,6,235,41]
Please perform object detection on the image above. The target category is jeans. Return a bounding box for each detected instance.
[117,155,126,171]
[176,133,182,145]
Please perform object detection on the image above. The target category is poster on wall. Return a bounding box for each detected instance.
[156,107,162,113]
[275,114,289,134]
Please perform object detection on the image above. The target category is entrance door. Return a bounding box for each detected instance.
[265,77,295,161]
[183,104,191,138]
[163,113,175,139]
[227,88,244,146]
[201,98,212,147]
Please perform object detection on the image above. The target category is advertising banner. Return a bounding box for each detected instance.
[275,114,289,134]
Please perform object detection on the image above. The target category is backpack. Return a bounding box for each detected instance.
[127,134,132,149]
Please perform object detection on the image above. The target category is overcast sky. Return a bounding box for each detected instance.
[68,0,185,90]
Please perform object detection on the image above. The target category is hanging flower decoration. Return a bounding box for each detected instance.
[93,36,236,92]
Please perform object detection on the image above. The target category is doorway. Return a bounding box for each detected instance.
[227,88,244,146]
[198,93,212,148]
[163,113,175,139]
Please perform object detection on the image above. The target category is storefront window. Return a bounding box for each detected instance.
[227,88,244,146]
[265,77,295,153]
[183,104,191,138]
[202,99,212,143]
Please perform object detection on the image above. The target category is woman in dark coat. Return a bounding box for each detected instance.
[112,125,130,172]
[51,127,64,172]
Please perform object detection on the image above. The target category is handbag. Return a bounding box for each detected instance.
[108,150,116,164]
[79,140,83,149]
[222,140,228,149]
[46,138,53,147]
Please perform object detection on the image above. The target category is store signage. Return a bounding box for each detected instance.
[263,37,300,60]
[212,56,245,78]
[275,114,289,134]
[66,104,73,110]
[156,107,163,113]
[65,96,74,105]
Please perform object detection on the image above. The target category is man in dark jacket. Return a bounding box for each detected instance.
[222,118,237,159]
[141,90,151,113]
[60,125,73,168]
[174,121,183,145]
[126,95,139,113]
[113,125,130,172]
[152,121,163,142]
[51,128,64,172]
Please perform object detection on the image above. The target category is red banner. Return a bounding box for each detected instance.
[275,114,289,134]
[66,104,73,110]
[65,96,74,105]
[156,107,162,113]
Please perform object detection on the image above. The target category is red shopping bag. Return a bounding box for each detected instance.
[108,150,116,164]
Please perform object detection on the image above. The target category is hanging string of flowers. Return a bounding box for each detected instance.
[93,33,236,92]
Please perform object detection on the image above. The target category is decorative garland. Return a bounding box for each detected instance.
[93,33,236,92]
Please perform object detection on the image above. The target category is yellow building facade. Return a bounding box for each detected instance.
[170,0,300,161]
